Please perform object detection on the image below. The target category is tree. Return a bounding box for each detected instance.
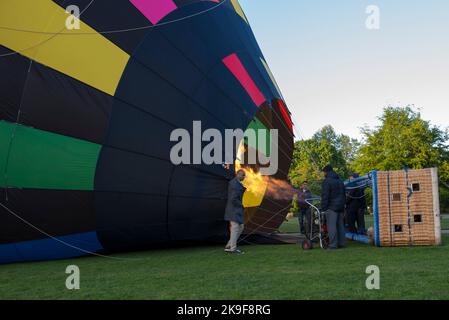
[352,106,448,172]
[288,107,448,212]
[438,153,449,212]
[289,125,359,194]
[351,106,449,212]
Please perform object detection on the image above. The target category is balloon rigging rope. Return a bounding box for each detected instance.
[0,0,295,176]
[1,147,294,262]
[0,0,229,57]
[0,0,310,171]
[0,0,97,58]
[0,198,293,262]
[1,84,296,261]
[238,203,292,245]
[0,201,136,261]
[0,0,299,174]
[2,60,34,202]
[0,0,324,257]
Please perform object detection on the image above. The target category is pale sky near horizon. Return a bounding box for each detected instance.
[239,0,449,141]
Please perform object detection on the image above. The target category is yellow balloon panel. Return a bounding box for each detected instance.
[231,0,249,24]
[0,0,129,96]
[243,183,268,208]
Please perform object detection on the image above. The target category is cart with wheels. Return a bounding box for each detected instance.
[302,197,329,249]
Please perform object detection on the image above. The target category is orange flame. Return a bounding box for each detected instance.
[237,164,297,202]
[265,177,298,202]
[241,167,267,197]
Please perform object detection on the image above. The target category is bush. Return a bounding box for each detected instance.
[440,187,449,213]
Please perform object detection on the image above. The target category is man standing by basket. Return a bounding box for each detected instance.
[321,165,346,250]
[346,172,367,234]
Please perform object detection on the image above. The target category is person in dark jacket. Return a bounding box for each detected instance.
[346,173,364,233]
[321,165,346,249]
[296,181,312,234]
[224,169,246,254]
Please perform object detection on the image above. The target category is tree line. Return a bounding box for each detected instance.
[288,106,449,212]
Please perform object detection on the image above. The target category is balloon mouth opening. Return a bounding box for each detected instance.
[234,101,294,233]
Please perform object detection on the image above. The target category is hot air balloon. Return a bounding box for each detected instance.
[0,0,294,264]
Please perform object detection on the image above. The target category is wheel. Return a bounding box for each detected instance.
[303,208,320,242]
[302,210,313,240]
[302,239,313,250]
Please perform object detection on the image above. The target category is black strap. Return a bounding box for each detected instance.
[387,172,393,245]
[404,168,413,245]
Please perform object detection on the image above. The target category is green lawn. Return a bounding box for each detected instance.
[280,214,449,233]
[278,218,302,233]
[442,215,449,230]
[278,215,375,234]
[1,234,449,300]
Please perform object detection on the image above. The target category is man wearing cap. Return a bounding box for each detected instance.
[346,172,366,234]
[321,165,346,250]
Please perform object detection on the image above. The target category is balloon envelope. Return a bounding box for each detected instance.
[0,0,294,264]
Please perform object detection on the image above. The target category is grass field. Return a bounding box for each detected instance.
[280,214,449,233]
[1,223,448,300]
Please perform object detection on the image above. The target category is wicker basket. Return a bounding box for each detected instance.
[372,168,441,247]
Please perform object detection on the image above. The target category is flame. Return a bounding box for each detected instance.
[236,161,297,203]
[241,167,268,198]
[235,139,297,204]
[265,177,297,202]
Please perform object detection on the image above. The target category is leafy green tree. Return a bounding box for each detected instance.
[352,106,448,172]
[351,106,449,211]
[438,156,449,212]
[288,106,448,211]
[289,125,358,194]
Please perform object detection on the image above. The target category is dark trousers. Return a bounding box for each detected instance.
[356,208,366,234]
[347,207,358,233]
[325,210,346,249]
[299,207,312,234]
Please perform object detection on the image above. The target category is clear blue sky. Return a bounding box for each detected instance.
[240,0,449,140]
